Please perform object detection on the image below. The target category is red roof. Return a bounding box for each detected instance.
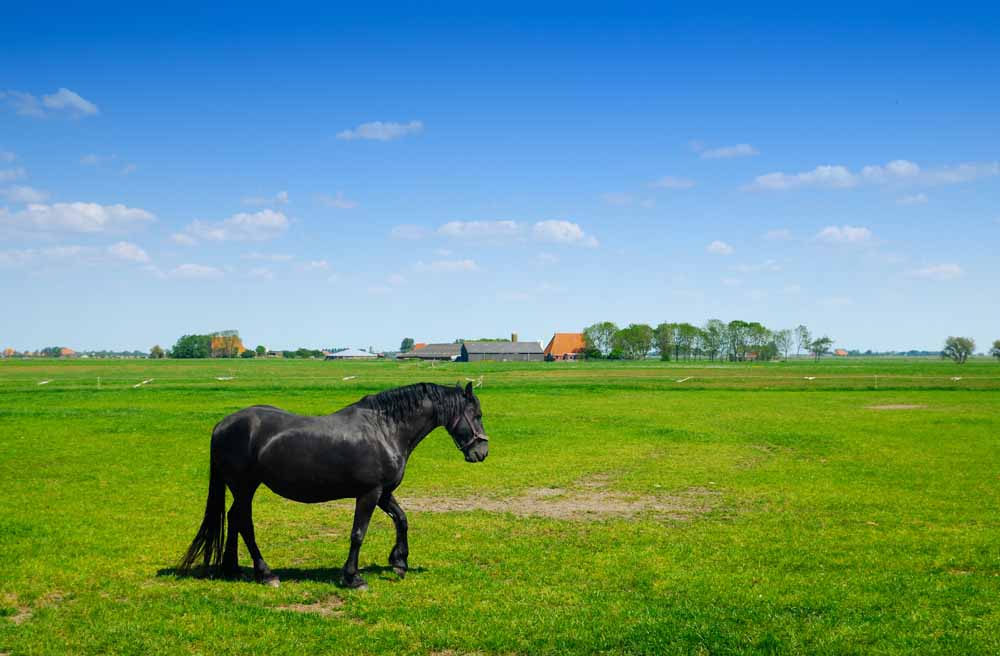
[544,333,586,357]
[411,343,428,350]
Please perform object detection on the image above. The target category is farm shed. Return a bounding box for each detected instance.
[324,348,378,360]
[543,333,586,360]
[460,341,544,362]
[397,343,461,361]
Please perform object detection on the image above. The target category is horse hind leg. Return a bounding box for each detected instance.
[378,492,409,578]
[219,484,242,578]
[232,482,279,587]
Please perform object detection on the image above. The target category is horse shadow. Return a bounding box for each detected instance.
[156,563,427,587]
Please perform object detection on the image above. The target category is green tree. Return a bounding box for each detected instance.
[240,349,256,359]
[773,329,793,360]
[400,337,415,353]
[613,323,654,360]
[795,325,811,358]
[991,340,1000,360]
[701,319,726,361]
[149,345,166,359]
[942,336,975,364]
[653,323,675,361]
[583,321,619,358]
[255,345,266,356]
[809,336,834,361]
[171,334,212,359]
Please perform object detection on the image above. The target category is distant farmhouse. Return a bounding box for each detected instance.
[397,343,461,361]
[543,333,586,361]
[460,340,544,362]
[325,348,378,360]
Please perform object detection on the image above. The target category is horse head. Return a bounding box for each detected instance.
[446,382,489,463]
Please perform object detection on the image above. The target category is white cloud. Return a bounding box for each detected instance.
[897,193,928,205]
[243,191,289,207]
[415,259,479,273]
[734,259,780,273]
[120,163,137,176]
[169,263,224,280]
[390,224,429,240]
[337,120,423,141]
[532,220,599,247]
[299,259,329,271]
[908,263,963,281]
[185,209,288,242]
[699,143,759,160]
[1,185,47,203]
[1,88,99,118]
[746,165,857,191]
[317,191,358,209]
[0,167,26,182]
[601,192,633,206]
[242,252,294,262]
[387,273,406,286]
[439,220,521,240]
[249,267,274,280]
[706,240,734,255]
[0,249,37,267]
[746,159,999,191]
[764,228,792,241]
[816,225,872,244]
[650,176,696,189]
[860,159,921,183]
[2,202,155,234]
[170,233,198,246]
[0,151,14,163]
[80,154,100,165]
[107,241,150,264]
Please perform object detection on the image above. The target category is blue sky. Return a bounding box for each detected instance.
[2,3,999,352]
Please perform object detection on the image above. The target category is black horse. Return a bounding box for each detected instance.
[178,382,489,589]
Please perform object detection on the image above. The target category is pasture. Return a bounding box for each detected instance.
[1,357,999,654]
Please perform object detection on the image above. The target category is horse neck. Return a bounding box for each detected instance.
[396,401,448,456]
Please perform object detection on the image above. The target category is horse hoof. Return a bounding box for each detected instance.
[343,576,368,590]
[260,575,280,588]
[393,566,406,579]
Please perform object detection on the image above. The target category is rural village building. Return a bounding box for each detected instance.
[543,333,586,360]
[397,343,461,361]
[324,348,378,360]
[460,341,544,362]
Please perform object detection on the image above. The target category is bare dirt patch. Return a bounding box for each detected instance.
[402,479,719,521]
[4,591,64,626]
[275,595,345,617]
[867,404,927,411]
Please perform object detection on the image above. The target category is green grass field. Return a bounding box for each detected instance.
[2,357,999,654]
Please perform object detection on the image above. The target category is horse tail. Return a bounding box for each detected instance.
[177,454,227,574]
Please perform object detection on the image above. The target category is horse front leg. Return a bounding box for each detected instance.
[342,488,381,590]
[378,492,409,578]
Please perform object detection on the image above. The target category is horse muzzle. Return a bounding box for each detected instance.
[463,438,489,463]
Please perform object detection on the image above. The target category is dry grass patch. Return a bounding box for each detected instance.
[274,594,345,617]
[402,477,719,521]
[867,404,927,411]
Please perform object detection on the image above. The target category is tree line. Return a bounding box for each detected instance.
[583,321,834,361]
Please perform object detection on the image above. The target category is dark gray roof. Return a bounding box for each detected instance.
[397,343,461,359]
[462,341,543,354]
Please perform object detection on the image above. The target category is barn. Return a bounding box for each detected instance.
[460,341,544,362]
[324,348,378,360]
[543,333,586,360]
[396,343,461,361]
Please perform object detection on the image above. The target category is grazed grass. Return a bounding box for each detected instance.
[1,358,999,654]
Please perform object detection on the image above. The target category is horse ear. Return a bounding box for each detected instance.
[465,381,474,399]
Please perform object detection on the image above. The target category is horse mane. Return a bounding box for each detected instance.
[356,382,463,423]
